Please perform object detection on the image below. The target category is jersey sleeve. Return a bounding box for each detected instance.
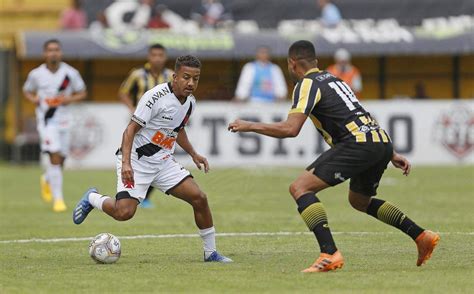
[23,71,38,93]
[288,78,321,116]
[70,69,86,92]
[119,69,139,95]
[131,90,159,127]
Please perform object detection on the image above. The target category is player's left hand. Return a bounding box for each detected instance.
[391,152,411,176]
[228,119,252,132]
[192,154,210,173]
[60,95,73,105]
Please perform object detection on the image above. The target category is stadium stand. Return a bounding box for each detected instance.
[0,0,473,162]
[77,0,474,28]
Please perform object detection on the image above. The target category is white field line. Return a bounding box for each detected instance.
[0,231,473,244]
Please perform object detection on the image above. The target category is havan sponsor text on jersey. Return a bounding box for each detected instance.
[130,82,195,163]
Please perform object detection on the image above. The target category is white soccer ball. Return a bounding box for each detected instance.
[89,233,121,264]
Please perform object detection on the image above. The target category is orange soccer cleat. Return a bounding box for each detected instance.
[415,230,440,266]
[301,250,344,273]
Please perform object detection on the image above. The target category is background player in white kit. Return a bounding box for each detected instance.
[23,39,87,212]
[73,55,232,263]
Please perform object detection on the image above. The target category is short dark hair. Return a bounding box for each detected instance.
[149,43,166,52]
[43,39,61,50]
[288,40,316,61]
[175,55,202,71]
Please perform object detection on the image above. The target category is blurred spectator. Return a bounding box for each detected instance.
[119,43,173,112]
[327,48,363,97]
[192,0,229,28]
[105,0,154,31]
[148,4,185,30]
[318,0,341,27]
[234,46,287,103]
[413,82,431,99]
[89,11,109,31]
[60,0,88,30]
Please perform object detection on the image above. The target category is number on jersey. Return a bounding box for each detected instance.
[328,81,359,111]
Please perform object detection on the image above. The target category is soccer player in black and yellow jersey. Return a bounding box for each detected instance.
[119,43,174,112]
[228,40,440,273]
[118,43,174,208]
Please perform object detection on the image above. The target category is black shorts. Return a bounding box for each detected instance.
[307,141,394,196]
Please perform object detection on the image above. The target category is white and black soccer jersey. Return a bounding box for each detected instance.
[23,62,86,128]
[130,82,195,163]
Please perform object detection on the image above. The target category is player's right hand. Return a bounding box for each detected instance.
[45,96,65,107]
[228,119,252,132]
[192,154,210,173]
[121,162,135,188]
[32,95,40,105]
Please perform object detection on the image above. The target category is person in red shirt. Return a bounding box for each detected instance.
[60,0,87,30]
[327,48,363,98]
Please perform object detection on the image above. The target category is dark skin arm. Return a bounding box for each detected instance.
[120,121,142,186]
[229,112,411,175]
[23,90,40,105]
[119,92,136,113]
[177,128,209,173]
[61,90,87,104]
[228,113,308,138]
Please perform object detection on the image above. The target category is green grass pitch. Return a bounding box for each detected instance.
[1,164,473,293]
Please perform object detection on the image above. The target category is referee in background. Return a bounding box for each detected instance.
[118,43,174,208]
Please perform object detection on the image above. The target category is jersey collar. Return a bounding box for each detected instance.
[168,82,189,105]
[304,68,321,76]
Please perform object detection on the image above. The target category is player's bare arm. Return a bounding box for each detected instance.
[119,92,136,112]
[177,128,209,173]
[61,90,87,105]
[23,90,40,105]
[120,120,142,186]
[391,151,411,176]
[228,112,307,138]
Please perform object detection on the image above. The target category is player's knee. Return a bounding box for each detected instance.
[191,191,208,210]
[114,207,135,221]
[348,193,370,212]
[289,181,304,199]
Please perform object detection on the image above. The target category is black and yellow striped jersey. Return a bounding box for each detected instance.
[289,68,390,146]
[119,63,174,106]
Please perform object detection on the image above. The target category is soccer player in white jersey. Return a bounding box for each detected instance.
[23,39,87,212]
[73,55,232,263]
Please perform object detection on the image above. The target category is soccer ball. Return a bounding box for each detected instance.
[89,233,121,264]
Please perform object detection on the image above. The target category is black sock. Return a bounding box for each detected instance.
[366,198,424,240]
[296,193,337,254]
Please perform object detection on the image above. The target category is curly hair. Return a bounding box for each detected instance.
[175,55,202,71]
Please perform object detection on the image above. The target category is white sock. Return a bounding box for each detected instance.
[88,192,110,211]
[48,164,63,201]
[199,226,216,258]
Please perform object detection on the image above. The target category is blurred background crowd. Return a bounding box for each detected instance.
[0,0,472,163]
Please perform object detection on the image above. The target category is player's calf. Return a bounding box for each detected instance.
[111,202,137,221]
[101,192,138,221]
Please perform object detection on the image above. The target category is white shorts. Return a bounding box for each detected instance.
[38,124,70,157]
[116,153,191,202]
